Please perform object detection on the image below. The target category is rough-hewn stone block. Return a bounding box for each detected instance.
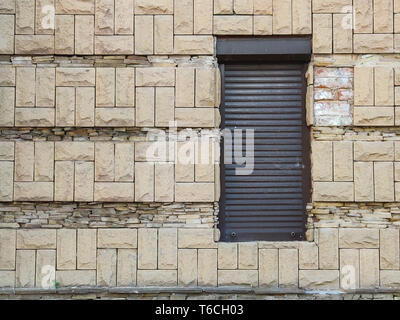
[354,162,374,202]
[178,229,216,249]
[97,249,117,286]
[374,162,394,202]
[175,183,215,202]
[56,270,96,286]
[77,229,96,269]
[94,182,134,202]
[0,230,16,270]
[55,142,94,161]
[339,228,379,248]
[300,270,340,289]
[137,270,177,286]
[380,229,400,270]
[213,15,252,35]
[17,229,56,249]
[354,141,394,161]
[313,14,332,53]
[360,249,379,288]
[178,249,198,287]
[138,229,158,270]
[354,34,394,53]
[313,182,354,201]
[354,107,394,126]
[218,243,237,269]
[238,243,258,269]
[135,15,153,55]
[56,68,95,87]
[117,249,137,286]
[57,229,76,270]
[279,249,298,287]
[135,162,154,202]
[16,250,35,288]
[319,228,338,269]
[158,228,178,270]
[174,36,214,55]
[218,270,258,286]
[176,68,195,107]
[259,249,278,287]
[14,182,54,201]
[135,0,173,14]
[312,141,332,181]
[198,249,217,286]
[98,229,137,249]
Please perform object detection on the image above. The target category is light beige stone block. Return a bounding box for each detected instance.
[115,0,134,34]
[333,141,353,181]
[218,243,237,269]
[115,143,134,182]
[95,108,135,127]
[254,15,272,35]
[0,66,15,86]
[16,67,35,107]
[0,0,16,13]
[155,163,174,202]
[155,87,174,127]
[137,270,177,286]
[0,87,15,127]
[333,13,352,53]
[97,249,117,286]
[293,0,311,34]
[176,141,195,182]
[178,249,198,287]
[175,108,215,127]
[194,0,213,34]
[313,182,354,202]
[354,162,374,202]
[94,182,134,202]
[95,0,114,35]
[0,271,15,287]
[117,249,137,286]
[312,141,332,181]
[0,14,14,54]
[354,107,394,126]
[380,270,400,287]
[98,229,137,249]
[57,229,76,270]
[175,0,193,34]
[214,0,233,14]
[135,15,153,55]
[0,162,14,201]
[279,249,298,287]
[36,68,55,107]
[55,0,95,14]
[380,229,400,270]
[135,0,173,14]
[96,68,115,107]
[34,142,54,182]
[76,87,95,127]
[299,242,318,270]
[300,270,340,289]
[158,228,178,270]
[56,87,75,126]
[175,183,215,202]
[54,161,74,201]
[138,229,158,270]
[174,35,214,55]
[319,228,338,269]
[259,249,278,287]
[56,270,96,286]
[55,14,74,54]
[340,249,360,289]
[354,34,394,53]
[55,142,95,161]
[238,243,258,269]
[16,0,34,34]
[178,229,216,249]
[354,0,373,33]
[213,15,253,35]
[313,14,332,53]
[116,68,135,107]
[0,142,14,161]
[15,142,34,178]
[198,249,217,286]
[339,228,379,249]
[154,15,173,54]
[0,230,16,270]
[14,108,53,127]
[35,250,56,288]
[15,35,54,54]
[360,249,379,288]
[273,0,292,34]
[75,15,94,55]
[218,270,258,286]
[95,35,134,55]
[136,68,175,87]
[95,142,114,182]
[135,162,154,202]
[56,68,95,87]
[77,229,97,269]
[176,68,195,107]
[375,67,394,106]
[196,68,216,107]
[16,250,35,287]
[14,182,54,201]
[354,141,394,161]
[374,162,394,202]
[374,0,393,33]
[136,87,155,127]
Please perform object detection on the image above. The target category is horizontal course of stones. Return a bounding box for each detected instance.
[1,0,400,55]
[0,57,219,128]
[0,202,217,229]
[2,227,400,289]
[312,128,400,202]
[0,139,219,202]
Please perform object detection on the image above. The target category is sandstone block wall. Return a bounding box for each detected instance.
[1,0,400,294]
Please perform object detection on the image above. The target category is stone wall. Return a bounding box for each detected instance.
[1,0,400,296]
